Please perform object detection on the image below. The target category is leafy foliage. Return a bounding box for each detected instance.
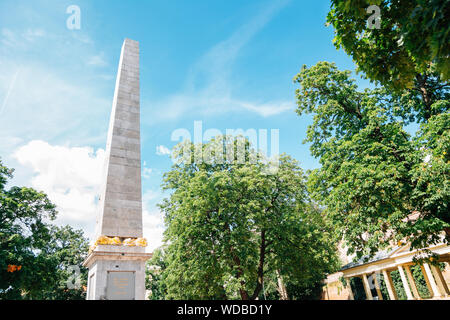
[145,247,168,300]
[154,137,339,299]
[294,62,449,259]
[327,0,450,90]
[0,158,89,299]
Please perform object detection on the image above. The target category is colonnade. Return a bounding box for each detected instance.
[346,262,449,300]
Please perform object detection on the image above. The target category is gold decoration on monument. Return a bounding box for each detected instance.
[89,235,148,253]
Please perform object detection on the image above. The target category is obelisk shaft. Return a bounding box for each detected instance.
[96,39,142,239]
[84,39,150,300]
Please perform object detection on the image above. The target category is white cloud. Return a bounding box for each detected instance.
[142,161,153,179]
[142,0,292,123]
[70,33,94,44]
[1,28,18,47]
[142,189,166,251]
[142,167,153,179]
[0,59,110,148]
[12,140,167,250]
[12,140,168,249]
[156,145,171,156]
[142,189,161,204]
[87,53,107,67]
[0,68,20,117]
[13,140,105,239]
[145,93,294,123]
[1,28,46,48]
[238,100,293,117]
[143,209,165,252]
[22,28,46,42]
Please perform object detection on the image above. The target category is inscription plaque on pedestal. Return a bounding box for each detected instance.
[106,271,135,300]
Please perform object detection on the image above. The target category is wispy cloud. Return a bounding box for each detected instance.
[0,68,20,117]
[156,145,171,156]
[0,24,112,153]
[144,0,293,123]
[70,32,94,45]
[87,53,108,67]
[0,59,110,151]
[142,161,153,179]
[22,28,46,42]
[1,28,46,48]
[1,28,19,47]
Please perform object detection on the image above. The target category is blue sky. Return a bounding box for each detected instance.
[0,0,367,250]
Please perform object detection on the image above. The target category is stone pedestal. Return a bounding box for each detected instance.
[84,246,151,300]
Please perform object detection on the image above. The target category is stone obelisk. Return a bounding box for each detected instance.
[83,39,151,300]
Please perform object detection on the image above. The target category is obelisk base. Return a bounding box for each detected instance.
[83,246,152,300]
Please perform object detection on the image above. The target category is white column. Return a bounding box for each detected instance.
[430,264,450,296]
[404,265,420,299]
[346,278,354,300]
[362,274,373,300]
[420,264,434,298]
[397,265,414,300]
[423,263,442,298]
[382,269,397,300]
[374,273,383,300]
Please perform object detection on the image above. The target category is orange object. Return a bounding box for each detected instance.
[7,265,21,272]
[123,238,137,246]
[135,238,148,247]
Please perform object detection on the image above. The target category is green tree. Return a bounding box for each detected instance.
[42,225,89,300]
[294,62,449,259]
[0,159,89,299]
[145,246,168,300]
[158,137,338,300]
[327,0,450,90]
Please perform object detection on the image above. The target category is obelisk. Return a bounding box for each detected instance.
[83,39,151,300]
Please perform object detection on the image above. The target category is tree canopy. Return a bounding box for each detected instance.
[0,159,89,299]
[298,0,450,260]
[145,246,168,300]
[153,137,339,299]
[327,0,450,91]
[294,61,449,259]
